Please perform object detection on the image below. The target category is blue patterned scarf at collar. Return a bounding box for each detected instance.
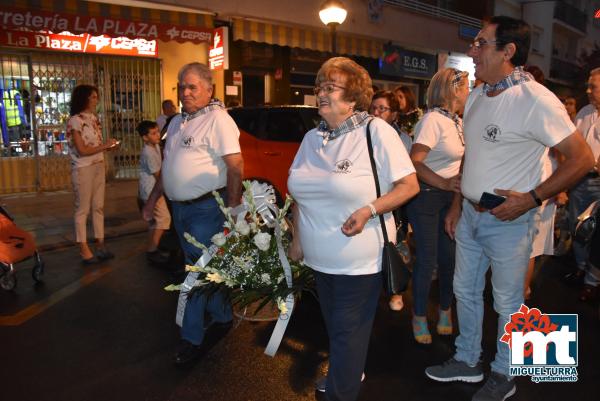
[433,107,461,126]
[433,107,464,146]
[181,99,226,122]
[482,66,533,96]
[318,111,371,146]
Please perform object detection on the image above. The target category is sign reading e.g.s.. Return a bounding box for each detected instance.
[379,44,437,79]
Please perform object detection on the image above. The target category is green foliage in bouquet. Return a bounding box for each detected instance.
[397,107,424,135]
[168,181,314,315]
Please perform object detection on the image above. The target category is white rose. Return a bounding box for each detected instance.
[260,273,272,285]
[253,232,272,251]
[234,220,251,236]
[211,232,226,246]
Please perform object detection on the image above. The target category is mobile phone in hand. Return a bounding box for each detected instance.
[479,192,506,209]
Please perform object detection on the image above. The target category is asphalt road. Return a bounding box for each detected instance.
[1,233,598,401]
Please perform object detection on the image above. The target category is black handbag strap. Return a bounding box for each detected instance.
[365,120,390,243]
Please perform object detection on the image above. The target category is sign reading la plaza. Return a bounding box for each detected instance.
[1,30,158,57]
[0,7,212,44]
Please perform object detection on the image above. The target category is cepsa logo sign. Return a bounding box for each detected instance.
[596,9,600,18]
[501,304,578,383]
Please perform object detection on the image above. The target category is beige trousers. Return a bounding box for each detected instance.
[72,162,105,243]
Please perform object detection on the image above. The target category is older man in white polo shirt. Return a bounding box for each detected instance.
[425,16,593,401]
[143,62,243,365]
[566,67,600,302]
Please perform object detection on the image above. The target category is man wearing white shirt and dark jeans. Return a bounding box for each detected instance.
[425,16,593,401]
[566,68,600,302]
[143,62,243,365]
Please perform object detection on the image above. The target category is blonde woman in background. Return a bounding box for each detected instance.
[407,68,469,344]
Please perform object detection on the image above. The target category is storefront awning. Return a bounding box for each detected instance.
[233,18,383,59]
[2,0,214,43]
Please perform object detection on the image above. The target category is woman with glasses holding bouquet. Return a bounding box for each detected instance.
[288,57,418,401]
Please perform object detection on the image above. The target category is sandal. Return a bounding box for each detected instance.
[437,309,453,335]
[388,294,404,311]
[81,255,99,265]
[96,249,115,261]
[412,316,432,344]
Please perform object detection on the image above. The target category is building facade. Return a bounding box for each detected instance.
[1,0,493,192]
[495,0,600,97]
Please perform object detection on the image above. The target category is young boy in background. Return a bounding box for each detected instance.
[137,120,171,265]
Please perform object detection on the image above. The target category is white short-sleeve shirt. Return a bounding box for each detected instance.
[461,81,575,204]
[575,104,600,163]
[287,118,416,275]
[156,114,168,131]
[139,143,162,201]
[161,109,241,201]
[66,112,104,168]
[413,111,464,178]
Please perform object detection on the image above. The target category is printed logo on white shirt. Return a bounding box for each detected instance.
[182,136,193,147]
[484,124,501,143]
[334,159,353,174]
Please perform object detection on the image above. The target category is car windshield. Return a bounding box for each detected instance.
[229,107,319,143]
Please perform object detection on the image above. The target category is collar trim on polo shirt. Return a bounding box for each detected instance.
[181,99,225,122]
[482,66,533,96]
[318,111,371,146]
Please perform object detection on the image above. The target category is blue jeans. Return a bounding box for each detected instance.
[453,200,535,376]
[568,175,600,286]
[314,270,381,401]
[171,198,232,345]
[406,184,455,316]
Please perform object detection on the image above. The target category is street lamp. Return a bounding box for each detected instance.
[319,0,347,55]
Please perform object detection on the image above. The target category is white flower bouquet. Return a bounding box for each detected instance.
[167,181,313,317]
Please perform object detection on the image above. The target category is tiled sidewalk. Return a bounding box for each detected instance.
[0,180,147,251]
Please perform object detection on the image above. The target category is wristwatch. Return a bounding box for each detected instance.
[367,203,377,219]
[529,189,542,206]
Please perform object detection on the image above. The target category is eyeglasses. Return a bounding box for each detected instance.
[469,38,502,51]
[313,83,346,95]
[177,83,202,92]
[370,105,391,113]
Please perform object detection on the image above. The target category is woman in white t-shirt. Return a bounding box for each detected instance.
[288,57,418,401]
[67,85,118,264]
[370,90,413,312]
[406,68,469,344]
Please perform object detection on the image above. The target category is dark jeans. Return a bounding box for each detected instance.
[171,197,232,345]
[568,175,600,286]
[314,270,381,401]
[406,183,455,316]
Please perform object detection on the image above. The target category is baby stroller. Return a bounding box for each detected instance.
[0,205,44,290]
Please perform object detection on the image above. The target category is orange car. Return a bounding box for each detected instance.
[229,106,319,202]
